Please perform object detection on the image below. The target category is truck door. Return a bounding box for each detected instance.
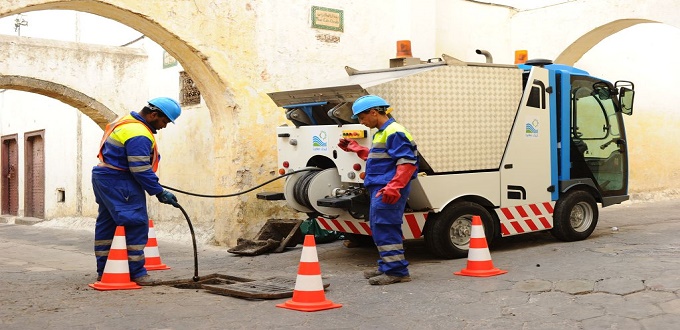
[569,77,628,198]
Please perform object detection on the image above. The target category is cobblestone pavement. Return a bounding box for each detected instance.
[1,199,680,329]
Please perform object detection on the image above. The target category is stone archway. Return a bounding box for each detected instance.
[0,75,116,129]
[0,0,258,245]
[0,0,239,124]
[555,19,657,66]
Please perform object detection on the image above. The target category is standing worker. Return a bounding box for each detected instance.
[92,97,181,285]
[337,95,418,285]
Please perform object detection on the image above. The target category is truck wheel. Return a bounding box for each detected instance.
[550,190,598,241]
[424,202,495,259]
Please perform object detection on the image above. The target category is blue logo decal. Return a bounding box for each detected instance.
[525,119,539,138]
[312,131,328,151]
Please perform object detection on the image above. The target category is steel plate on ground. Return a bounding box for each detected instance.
[202,276,330,299]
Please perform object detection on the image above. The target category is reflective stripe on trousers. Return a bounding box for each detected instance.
[368,185,410,277]
[92,172,149,279]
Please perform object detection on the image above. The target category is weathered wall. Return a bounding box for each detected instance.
[1,0,679,246]
[0,36,147,219]
[0,34,147,126]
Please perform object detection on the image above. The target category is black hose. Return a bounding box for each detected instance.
[173,202,200,282]
[160,168,320,282]
[160,168,320,198]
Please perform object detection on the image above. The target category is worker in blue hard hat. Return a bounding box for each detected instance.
[338,94,419,285]
[91,97,181,286]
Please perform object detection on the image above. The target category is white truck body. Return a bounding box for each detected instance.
[265,56,634,258]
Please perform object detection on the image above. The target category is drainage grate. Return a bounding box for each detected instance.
[155,274,328,300]
[203,276,329,300]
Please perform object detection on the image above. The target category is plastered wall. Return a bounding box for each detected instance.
[1,0,679,246]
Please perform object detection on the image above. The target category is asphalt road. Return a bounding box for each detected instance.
[2,199,680,329]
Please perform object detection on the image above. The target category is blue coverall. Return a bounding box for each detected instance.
[364,118,418,277]
[93,111,164,279]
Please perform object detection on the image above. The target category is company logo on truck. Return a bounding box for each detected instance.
[312,131,328,151]
[525,118,539,138]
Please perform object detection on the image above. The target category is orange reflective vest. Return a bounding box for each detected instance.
[97,116,159,172]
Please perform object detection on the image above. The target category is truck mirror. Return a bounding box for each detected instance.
[619,87,634,116]
[592,82,612,100]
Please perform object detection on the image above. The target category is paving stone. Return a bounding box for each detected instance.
[462,317,525,330]
[646,274,680,292]
[575,292,625,308]
[554,279,594,295]
[659,298,680,314]
[639,314,680,329]
[595,277,645,295]
[452,301,503,320]
[551,300,605,321]
[502,301,552,319]
[604,299,663,319]
[462,278,513,293]
[528,291,575,305]
[625,290,677,304]
[513,279,552,292]
[581,315,642,330]
[522,317,581,330]
[483,289,529,307]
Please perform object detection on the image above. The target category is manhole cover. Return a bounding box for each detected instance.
[153,274,329,299]
[203,276,330,300]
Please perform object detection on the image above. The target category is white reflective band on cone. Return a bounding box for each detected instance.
[102,259,129,274]
[145,246,160,257]
[300,247,319,262]
[111,236,126,249]
[293,274,324,291]
[468,248,492,261]
[470,224,485,238]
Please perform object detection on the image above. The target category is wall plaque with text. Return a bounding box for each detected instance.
[311,6,343,32]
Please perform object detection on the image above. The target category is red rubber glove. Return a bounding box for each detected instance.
[376,164,417,204]
[338,138,369,160]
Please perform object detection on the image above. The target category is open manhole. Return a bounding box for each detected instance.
[155,274,329,300]
[158,273,254,290]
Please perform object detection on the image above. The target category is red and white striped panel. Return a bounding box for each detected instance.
[316,212,428,239]
[496,202,555,237]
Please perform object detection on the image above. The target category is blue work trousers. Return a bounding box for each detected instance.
[367,184,411,277]
[92,171,149,279]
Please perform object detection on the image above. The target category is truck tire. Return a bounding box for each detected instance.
[424,202,495,259]
[550,190,598,241]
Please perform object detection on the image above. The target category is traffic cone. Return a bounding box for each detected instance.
[144,219,170,271]
[276,235,342,312]
[455,215,507,277]
[89,226,142,290]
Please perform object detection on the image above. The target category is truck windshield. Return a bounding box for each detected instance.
[570,77,627,194]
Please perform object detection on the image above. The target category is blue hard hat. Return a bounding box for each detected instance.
[351,95,390,119]
[148,97,181,123]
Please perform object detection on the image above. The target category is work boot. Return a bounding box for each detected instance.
[363,269,384,279]
[132,274,157,286]
[368,274,411,285]
[96,274,102,281]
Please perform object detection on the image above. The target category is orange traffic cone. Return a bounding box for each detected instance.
[276,235,342,312]
[455,215,507,277]
[89,226,142,290]
[144,219,170,271]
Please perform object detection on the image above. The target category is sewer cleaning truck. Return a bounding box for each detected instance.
[260,52,635,259]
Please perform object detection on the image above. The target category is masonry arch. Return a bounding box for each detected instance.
[556,19,658,66]
[0,76,115,129]
[0,0,236,124]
